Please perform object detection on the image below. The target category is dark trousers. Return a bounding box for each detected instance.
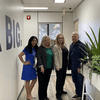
[37,68,52,100]
[72,70,84,97]
[56,66,67,97]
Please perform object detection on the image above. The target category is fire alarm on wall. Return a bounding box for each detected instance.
[27,15,31,20]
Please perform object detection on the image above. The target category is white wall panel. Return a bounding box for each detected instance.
[38,13,62,22]
[73,7,79,21]
[63,13,73,49]
[23,12,38,46]
[0,0,24,100]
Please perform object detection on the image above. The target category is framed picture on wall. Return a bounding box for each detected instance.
[75,21,78,32]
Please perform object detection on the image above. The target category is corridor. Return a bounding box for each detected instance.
[18,71,76,100]
[0,0,100,100]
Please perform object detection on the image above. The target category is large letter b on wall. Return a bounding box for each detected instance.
[5,15,12,50]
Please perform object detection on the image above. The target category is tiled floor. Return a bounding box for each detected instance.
[18,70,86,100]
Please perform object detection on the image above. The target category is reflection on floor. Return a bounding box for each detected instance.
[18,70,85,100]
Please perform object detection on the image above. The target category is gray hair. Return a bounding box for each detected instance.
[40,35,50,47]
[72,31,79,36]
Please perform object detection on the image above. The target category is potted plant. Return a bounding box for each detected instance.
[79,26,100,78]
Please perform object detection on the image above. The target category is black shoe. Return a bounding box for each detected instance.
[62,91,67,94]
[44,97,49,100]
[57,98,62,100]
[57,97,62,100]
[72,94,78,98]
[56,95,62,100]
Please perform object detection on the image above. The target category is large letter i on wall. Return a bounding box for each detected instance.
[5,15,12,50]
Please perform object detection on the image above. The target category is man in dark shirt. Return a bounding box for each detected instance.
[69,32,86,100]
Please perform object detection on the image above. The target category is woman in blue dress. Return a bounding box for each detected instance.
[18,36,38,100]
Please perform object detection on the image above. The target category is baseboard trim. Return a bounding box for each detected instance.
[86,95,92,100]
[17,85,24,100]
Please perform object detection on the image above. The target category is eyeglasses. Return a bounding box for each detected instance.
[44,39,50,41]
[58,37,64,39]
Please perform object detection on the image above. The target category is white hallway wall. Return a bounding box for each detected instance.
[0,0,24,100]
[23,12,73,48]
[73,0,100,99]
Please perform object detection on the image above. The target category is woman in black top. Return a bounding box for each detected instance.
[61,46,68,92]
[53,34,68,100]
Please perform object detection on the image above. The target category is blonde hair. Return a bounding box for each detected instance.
[40,35,50,47]
[56,33,65,48]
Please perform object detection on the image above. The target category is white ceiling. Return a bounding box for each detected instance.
[22,0,83,11]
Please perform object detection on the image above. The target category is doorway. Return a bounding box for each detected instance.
[39,23,62,46]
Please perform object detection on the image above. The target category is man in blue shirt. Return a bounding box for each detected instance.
[69,32,86,100]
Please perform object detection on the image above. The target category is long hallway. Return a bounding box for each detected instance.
[1,0,100,100]
[18,71,75,100]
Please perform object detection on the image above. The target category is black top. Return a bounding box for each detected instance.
[61,47,68,67]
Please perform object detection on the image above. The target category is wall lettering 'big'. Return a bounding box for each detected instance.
[5,15,22,50]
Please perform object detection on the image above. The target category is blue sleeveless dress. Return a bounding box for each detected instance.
[21,48,37,81]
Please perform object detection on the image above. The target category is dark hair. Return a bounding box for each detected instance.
[25,36,38,53]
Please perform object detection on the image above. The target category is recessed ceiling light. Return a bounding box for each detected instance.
[23,7,48,10]
[54,0,66,3]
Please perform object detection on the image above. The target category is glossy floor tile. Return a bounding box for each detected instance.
[18,70,87,100]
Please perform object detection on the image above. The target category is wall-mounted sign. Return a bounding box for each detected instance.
[0,15,22,52]
[5,15,22,50]
[27,15,31,20]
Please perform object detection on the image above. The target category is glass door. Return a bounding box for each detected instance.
[39,23,62,46]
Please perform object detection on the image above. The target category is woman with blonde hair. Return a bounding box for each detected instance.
[53,34,68,100]
[36,36,54,100]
